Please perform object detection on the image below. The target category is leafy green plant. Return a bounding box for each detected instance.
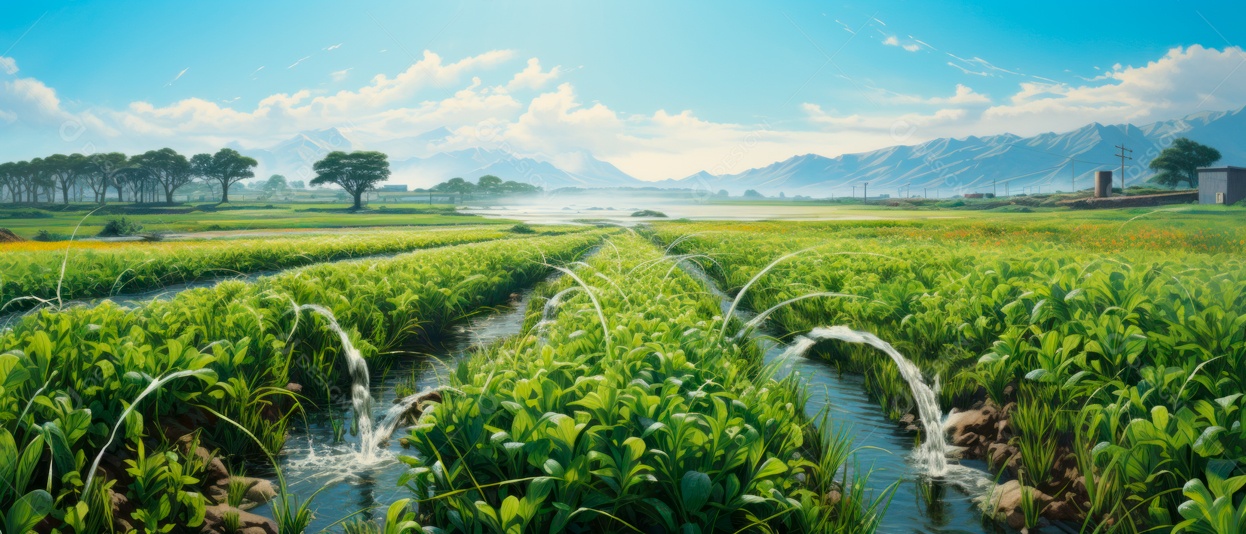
[97,216,144,237]
[227,475,249,508]
[1174,460,1246,533]
[222,509,242,534]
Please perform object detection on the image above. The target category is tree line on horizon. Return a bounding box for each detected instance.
[429,175,542,197]
[0,148,264,205]
[0,147,549,209]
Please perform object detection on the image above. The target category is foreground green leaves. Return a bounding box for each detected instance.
[654,219,1246,533]
[401,234,883,533]
[0,230,601,532]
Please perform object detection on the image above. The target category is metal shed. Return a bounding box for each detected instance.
[1198,166,1246,205]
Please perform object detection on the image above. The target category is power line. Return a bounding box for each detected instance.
[1115,144,1133,190]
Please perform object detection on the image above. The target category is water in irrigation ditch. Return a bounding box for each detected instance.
[682,260,1001,534]
[249,289,541,532]
[761,333,1002,534]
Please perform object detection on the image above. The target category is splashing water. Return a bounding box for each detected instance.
[298,304,378,460]
[371,391,436,446]
[780,325,949,476]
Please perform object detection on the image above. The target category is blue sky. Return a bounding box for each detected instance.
[2,0,1245,179]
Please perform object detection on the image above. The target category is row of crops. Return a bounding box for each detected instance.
[651,220,1246,532]
[0,225,571,314]
[396,233,887,532]
[0,230,602,532]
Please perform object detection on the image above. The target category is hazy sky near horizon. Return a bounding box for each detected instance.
[2,0,1246,180]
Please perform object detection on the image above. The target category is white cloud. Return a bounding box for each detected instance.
[287,56,311,69]
[883,36,921,52]
[331,68,352,82]
[64,49,525,157]
[325,43,342,51]
[976,44,1246,134]
[0,57,17,75]
[882,84,991,106]
[803,45,1246,146]
[506,58,561,91]
[879,30,930,53]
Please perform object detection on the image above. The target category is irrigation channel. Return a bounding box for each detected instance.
[680,260,1002,534]
[199,244,1001,533]
[249,277,552,531]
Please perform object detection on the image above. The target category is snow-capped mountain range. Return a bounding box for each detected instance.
[247,105,1246,195]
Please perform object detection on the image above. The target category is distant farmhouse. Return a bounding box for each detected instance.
[1198,167,1246,205]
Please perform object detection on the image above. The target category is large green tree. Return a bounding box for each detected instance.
[0,161,17,203]
[192,148,257,203]
[43,153,90,204]
[1148,137,1221,188]
[310,151,391,209]
[264,174,288,192]
[83,152,129,204]
[433,177,475,195]
[132,148,193,204]
[476,174,503,194]
[26,158,53,203]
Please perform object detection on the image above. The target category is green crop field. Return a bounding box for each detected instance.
[0,224,582,315]
[0,202,507,239]
[2,209,1245,533]
[651,213,1246,532]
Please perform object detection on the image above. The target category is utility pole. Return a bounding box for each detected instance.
[993,177,997,197]
[1115,144,1132,191]
[863,182,868,204]
[852,185,856,200]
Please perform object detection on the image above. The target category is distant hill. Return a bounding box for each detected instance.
[243,127,357,183]
[670,106,1246,196]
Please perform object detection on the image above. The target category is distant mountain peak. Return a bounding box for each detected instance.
[670,105,1246,196]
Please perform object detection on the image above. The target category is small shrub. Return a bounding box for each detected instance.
[631,209,668,217]
[98,217,144,237]
[227,477,249,508]
[222,510,241,534]
[34,229,69,242]
[509,223,537,234]
[343,519,381,534]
